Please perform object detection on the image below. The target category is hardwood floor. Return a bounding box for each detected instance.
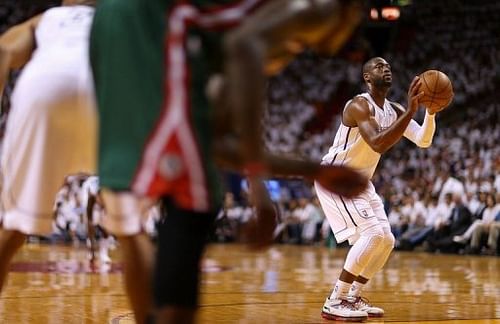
[0,243,499,323]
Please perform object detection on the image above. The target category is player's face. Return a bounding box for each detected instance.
[368,59,392,88]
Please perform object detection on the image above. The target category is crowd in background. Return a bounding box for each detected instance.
[1,0,499,256]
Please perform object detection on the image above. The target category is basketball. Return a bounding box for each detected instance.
[419,70,454,112]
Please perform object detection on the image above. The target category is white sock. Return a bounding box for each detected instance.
[330,280,351,300]
[348,281,366,298]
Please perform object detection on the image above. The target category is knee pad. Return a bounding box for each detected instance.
[384,232,396,250]
[374,231,395,261]
[357,230,395,280]
[344,225,385,275]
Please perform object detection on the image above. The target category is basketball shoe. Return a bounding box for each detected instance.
[349,296,384,317]
[321,297,368,322]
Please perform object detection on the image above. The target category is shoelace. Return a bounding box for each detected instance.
[353,296,372,307]
[339,299,358,311]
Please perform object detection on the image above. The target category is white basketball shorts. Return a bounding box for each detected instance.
[0,59,97,235]
[314,181,390,244]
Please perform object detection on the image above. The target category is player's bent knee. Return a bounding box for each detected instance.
[384,232,396,250]
[345,226,385,275]
[362,231,385,253]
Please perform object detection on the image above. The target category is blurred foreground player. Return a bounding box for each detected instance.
[315,57,444,321]
[0,0,96,294]
[89,0,365,323]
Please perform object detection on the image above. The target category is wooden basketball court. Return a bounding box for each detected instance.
[1,243,499,323]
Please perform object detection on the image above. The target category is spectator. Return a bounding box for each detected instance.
[461,193,500,254]
[425,194,472,253]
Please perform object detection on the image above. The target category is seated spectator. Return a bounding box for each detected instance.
[214,192,249,242]
[466,191,487,220]
[425,194,472,253]
[299,197,323,244]
[397,195,435,251]
[280,199,303,244]
[483,210,500,256]
[389,204,406,239]
[460,193,500,254]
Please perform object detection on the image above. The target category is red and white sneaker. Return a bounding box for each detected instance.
[321,297,368,322]
[349,296,384,317]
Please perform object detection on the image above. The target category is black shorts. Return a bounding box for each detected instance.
[153,198,217,308]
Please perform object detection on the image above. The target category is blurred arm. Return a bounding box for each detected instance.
[0,15,41,97]
[218,0,364,249]
[214,0,366,198]
[222,0,360,167]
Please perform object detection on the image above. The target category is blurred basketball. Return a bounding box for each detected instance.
[419,70,454,113]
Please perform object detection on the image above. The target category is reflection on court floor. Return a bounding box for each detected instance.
[1,244,499,323]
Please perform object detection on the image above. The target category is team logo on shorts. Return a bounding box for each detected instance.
[159,154,184,179]
[362,210,369,217]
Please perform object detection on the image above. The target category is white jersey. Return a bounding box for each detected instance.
[1,5,97,236]
[321,93,399,179]
[28,6,94,69]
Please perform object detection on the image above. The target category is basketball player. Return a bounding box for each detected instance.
[315,57,441,321]
[81,175,112,264]
[90,0,366,323]
[0,0,96,294]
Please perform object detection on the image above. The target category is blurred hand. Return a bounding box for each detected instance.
[314,165,368,198]
[240,177,277,250]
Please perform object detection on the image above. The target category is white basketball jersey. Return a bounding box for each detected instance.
[30,6,94,65]
[321,93,399,179]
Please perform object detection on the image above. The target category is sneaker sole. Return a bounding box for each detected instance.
[321,311,367,322]
[368,312,384,318]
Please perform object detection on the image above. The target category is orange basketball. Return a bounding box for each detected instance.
[419,70,454,112]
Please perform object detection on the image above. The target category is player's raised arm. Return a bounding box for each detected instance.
[0,15,41,96]
[345,76,424,154]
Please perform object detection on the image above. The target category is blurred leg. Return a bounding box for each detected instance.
[118,234,155,324]
[154,200,215,324]
[0,229,26,293]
